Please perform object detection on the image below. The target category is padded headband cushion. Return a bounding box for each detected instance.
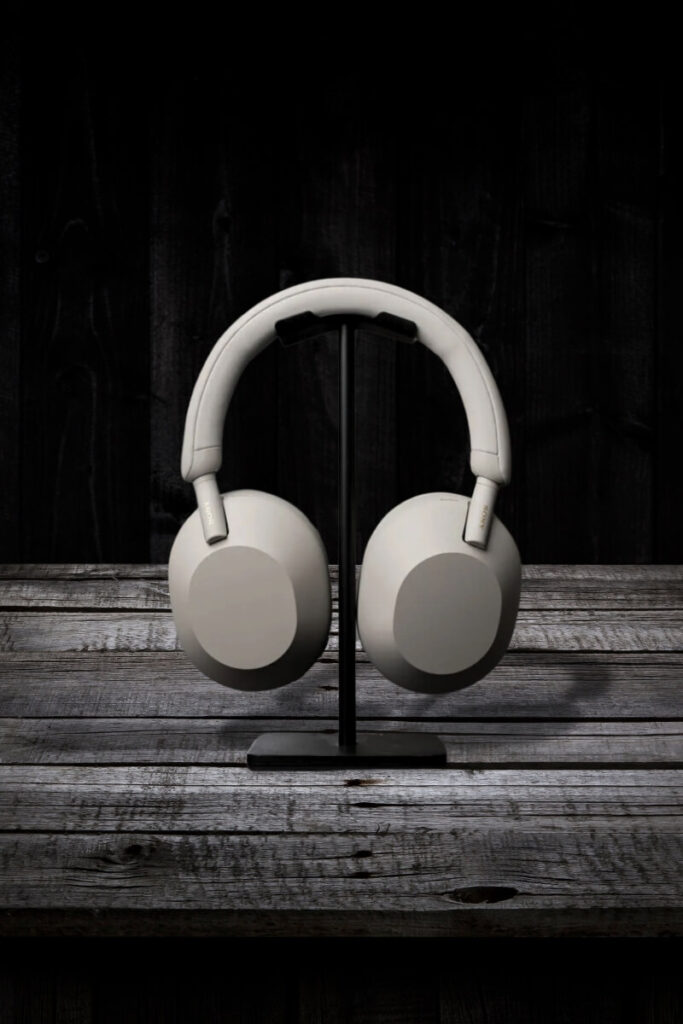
[181,278,511,486]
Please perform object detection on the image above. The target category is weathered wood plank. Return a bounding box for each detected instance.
[3,564,681,582]
[0,651,680,719]
[0,827,679,912]
[0,566,170,579]
[2,564,682,609]
[0,578,173,610]
[0,766,680,832]
[1,608,681,654]
[0,718,680,767]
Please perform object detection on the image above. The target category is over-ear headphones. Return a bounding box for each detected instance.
[168,278,521,694]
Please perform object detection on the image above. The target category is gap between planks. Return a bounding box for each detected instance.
[0,718,680,767]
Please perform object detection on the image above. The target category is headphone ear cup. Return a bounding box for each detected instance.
[357,493,521,694]
[169,490,331,691]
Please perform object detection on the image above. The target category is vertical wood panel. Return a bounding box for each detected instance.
[2,38,678,563]
[20,38,149,562]
[0,32,20,561]
[94,966,177,1024]
[522,60,597,562]
[595,68,657,561]
[149,67,279,561]
[439,940,683,1024]
[656,73,683,562]
[55,970,93,1024]
[347,961,439,1024]
[296,943,440,1024]
[394,70,523,545]
[276,80,398,560]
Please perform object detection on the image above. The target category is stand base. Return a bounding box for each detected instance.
[247,731,447,769]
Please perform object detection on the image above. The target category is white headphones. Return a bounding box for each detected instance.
[168,278,521,694]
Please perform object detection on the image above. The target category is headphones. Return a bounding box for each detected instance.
[168,278,521,695]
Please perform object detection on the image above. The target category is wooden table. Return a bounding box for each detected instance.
[0,564,681,938]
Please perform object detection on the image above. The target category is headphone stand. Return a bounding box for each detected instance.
[247,313,447,769]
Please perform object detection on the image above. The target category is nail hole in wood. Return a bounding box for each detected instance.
[447,886,519,904]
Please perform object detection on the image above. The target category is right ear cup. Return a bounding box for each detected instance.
[169,490,331,690]
[357,492,521,694]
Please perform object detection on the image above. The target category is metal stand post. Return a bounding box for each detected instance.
[247,312,446,769]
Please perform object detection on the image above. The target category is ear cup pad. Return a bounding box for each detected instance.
[357,493,521,693]
[168,490,331,691]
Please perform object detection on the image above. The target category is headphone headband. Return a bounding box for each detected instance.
[183,278,511,552]
[181,279,511,547]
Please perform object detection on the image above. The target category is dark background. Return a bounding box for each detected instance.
[0,937,681,1022]
[2,20,680,566]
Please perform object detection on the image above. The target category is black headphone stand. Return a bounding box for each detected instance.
[247,312,447,769]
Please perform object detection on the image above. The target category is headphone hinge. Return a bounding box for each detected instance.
[464,477,498,549]
[193,474,228,544]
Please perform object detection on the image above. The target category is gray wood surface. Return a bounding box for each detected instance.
[0,564,680,937]
[2,562,683,604]
[0,652,681,718]
[2,607,682,654]
[1,718,679,766]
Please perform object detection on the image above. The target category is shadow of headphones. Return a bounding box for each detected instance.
[169,278,521,694]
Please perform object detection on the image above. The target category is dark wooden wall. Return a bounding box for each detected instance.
[1,938,681,1023]
[1,24,680,565]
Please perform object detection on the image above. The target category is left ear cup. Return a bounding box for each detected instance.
[356,493,521,694]
[168,490,331,691]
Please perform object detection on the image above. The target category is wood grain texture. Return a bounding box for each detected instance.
[3,568,683,656]
[0,31,20,562]
[0,562,680,941]
[1,607,681,655]
[437,936,683,1024]
[0,765,680,832]
[0,907,679,940]
[1,718,679,767]
[20,37,149,563]
[5,44,682,566]
[149,68,279,561]
[0,822,679,916]
[394,74,519,533]
[275,81,399,560]
[5,936,677,1024]
[657,72,683,561]
[296,957,439,1024]
[594,68,657,562]
[523,64,597,562]
[0,651,680,719]
[2,562,683,607]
